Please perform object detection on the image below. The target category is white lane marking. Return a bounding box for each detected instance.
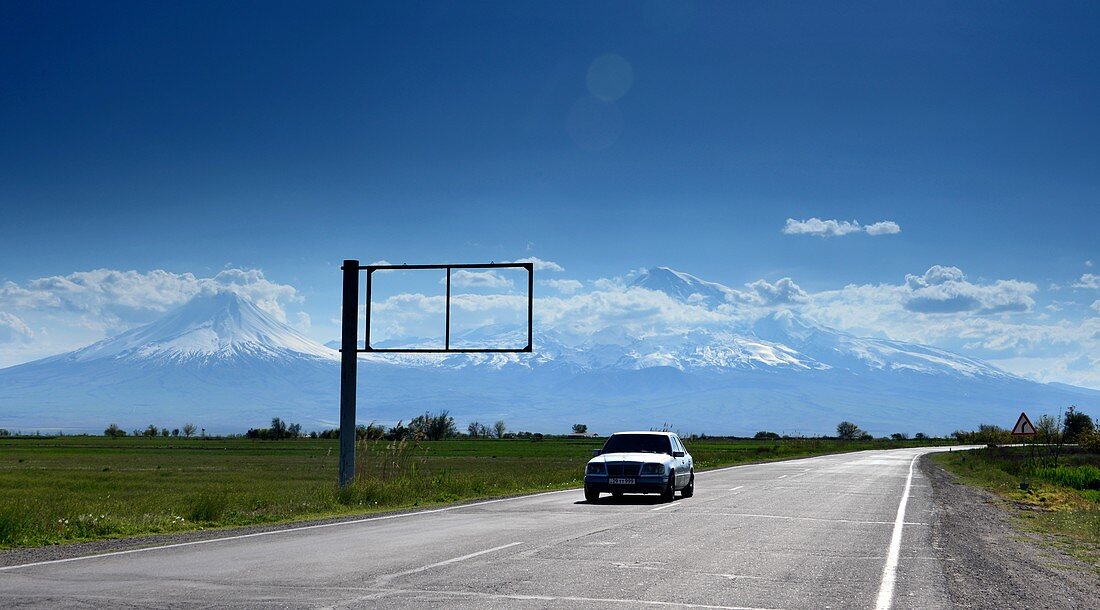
[352,586,782,609]
[728,485,744,491]
[375,541,522,585]
[874,454,918,610]
[0,489,575,572]
[650,502,678,511]
[777,474,787,479]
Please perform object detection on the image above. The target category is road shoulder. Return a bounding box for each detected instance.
[921,453,1099,609]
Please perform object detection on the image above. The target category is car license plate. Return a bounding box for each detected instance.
[609,477,635,485]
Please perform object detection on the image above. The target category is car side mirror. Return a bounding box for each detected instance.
[592,449,602,456]
[672,451,685,458]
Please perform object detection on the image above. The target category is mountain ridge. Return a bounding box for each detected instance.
[0,268,1090,435]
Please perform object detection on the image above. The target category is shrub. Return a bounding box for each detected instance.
[1079,429,1100,453]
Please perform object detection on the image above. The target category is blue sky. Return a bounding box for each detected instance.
[1,2,1098,386]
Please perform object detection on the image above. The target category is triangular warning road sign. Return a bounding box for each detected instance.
[1011,412,1036,436]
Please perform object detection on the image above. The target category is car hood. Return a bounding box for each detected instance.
[588,452,673,465]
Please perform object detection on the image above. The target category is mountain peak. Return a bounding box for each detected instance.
[630,267,732,305]
[60,290,337,364]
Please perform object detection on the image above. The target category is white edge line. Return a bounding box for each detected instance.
[874,454,917,610]
[649,502,677,512]
[0,489,574,573]
[728,485,744,491]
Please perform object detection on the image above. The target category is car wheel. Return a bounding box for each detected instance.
[584,486,600,503]
[681,471,694,498]
[661,471,675,502]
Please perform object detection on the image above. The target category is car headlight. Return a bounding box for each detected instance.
[586,462,606,474]
[641,463,664,475]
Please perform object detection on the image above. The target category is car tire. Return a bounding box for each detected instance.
[661,471,676,503]
[681,471,694,498]
[584,486,600,503]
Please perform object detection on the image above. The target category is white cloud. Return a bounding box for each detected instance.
[782,217,901,237]
[540,279,583,294]
[1092,300,1100,314]
[1086,260,1094,268]
[0,312,33,343]
[512,257,564,272]
[448,270,514,289]
[741,278,808,306]
[1072,274,1099,289]
[863,221,902,236]
[0,268,301,325]
[902,265,1035,314]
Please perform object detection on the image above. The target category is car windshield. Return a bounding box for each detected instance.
[602,434,672,455]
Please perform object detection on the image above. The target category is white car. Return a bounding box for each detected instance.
[584,431,694,502]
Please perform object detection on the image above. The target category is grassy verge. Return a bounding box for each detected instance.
[932,446,1100,570]
[1,435,946,548]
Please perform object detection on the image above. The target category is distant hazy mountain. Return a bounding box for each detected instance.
[0,270,1095,436]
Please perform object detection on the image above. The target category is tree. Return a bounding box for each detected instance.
[572,424,588,435]
[270,417,288,440]
[104,423,126,438]
[172,428,180,437]
[914,432,928,440]
[409,411,456,441]
[1063,406,1094,443]
[493,420,507,439]
[836,421,862,440]
[754,431,780,440]
[161,428,170,437]
[356,423,384,440]
[467,421,483,438]
[182,423,197,438]
[890,432,909,441]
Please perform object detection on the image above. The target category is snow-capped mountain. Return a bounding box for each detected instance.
[52,291,337,365]
[630,266,734,307]
[1,270,1096,436]
[0,291,340,432]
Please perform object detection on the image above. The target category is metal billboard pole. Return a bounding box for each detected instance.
[339,260,359,488]
[338,261,533,488]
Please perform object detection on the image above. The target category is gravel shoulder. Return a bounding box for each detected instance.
[922,454,1100,609]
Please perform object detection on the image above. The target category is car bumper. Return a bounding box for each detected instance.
[584,475,667,494]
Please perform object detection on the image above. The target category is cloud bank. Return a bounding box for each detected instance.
[783,218,901,237]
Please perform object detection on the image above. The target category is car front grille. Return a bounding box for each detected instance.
[606,462,641,477]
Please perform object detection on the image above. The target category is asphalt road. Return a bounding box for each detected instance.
[1,446,974,609]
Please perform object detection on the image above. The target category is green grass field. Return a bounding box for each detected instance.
[933,446,1100,570]
[1,435,948,548]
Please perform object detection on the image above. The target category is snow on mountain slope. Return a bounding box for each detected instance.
[51,291,337,365]
[629,266,733,306]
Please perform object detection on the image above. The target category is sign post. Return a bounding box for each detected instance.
[338,261,533,488]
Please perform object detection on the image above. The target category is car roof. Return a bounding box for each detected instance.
[609,431,675,437]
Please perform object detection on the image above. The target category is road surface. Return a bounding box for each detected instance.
[1,446,970,609]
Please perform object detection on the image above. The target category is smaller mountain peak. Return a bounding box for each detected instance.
[630,267,732,305]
